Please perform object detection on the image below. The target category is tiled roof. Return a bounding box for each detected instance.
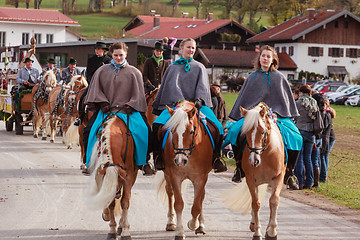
[125,15,255,40]
[247,10,359,43]
[197,49,297,70]
[0,7,79,26]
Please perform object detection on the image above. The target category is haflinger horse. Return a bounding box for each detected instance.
[86,114,138,240]
[157,101,213,240]
[48,75,88,143]
[224,103,285,240]
[145,88,159,127]
[31,69,58,140]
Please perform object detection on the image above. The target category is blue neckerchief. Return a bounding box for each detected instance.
[173,57,193,72]
[253,68,272,87]
[111,59,127,73]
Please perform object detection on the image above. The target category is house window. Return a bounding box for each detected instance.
[308,47,320,57]
[289,46,294,56]
[275,47,279,53]
[34,33,41,44]
[0,32,5,47]
[347,48,358,58]
[329,47,343,57]
[344,21,348,29]
[281,47,286,53]
[334,21,338,28]
[22,33,29,45]
[46,34,53,43]
[287,74,294,80]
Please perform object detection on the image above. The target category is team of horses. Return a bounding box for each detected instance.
[26,72,286,240]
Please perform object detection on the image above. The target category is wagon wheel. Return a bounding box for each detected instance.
[15,113,23,135]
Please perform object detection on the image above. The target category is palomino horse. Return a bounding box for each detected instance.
[87,114,138,240]
[31,69,58,140]
[48,75,88,143]
[157,101,213,240]
[225,104,285,240]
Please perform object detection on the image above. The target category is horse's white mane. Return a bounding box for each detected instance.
[242,105,282,151]
[165,107,188,134]
[68,75,88,88]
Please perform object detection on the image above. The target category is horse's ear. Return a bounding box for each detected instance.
[43,69,46,73]
[260,107,266,118]
[188,106,196,118]
[166,105,174,116]
[71,74,74,78]
[240,106,247,116]
[53,70,57,74]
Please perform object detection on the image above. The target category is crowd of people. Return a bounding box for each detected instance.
[14,39,335,188]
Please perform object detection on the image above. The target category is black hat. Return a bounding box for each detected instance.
[95,41,109,51]
[154,41,164,50]
[24,57,33,63]
[47,58,56,64]
[69,57,77,65]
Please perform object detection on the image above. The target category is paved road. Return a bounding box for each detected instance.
[0,125,359,240]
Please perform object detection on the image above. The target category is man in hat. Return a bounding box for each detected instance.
[16,57,40,90]
[61,57,81,85]
[41,58,60,82]
[73,41,111,127]
[210,81,228,128]
[85,41,111,84]
[142,41,169,92]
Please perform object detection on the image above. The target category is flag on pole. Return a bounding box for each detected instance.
[4,47,9,70]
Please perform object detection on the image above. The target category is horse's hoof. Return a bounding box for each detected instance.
[187,220,199,231]
[249,222,255,232]
[33,135,38,138]
[252,236,262,240]
[166,223,176,231]
[42,137,47,140]
[117,227,122,235]
[265,232,277,240]
[175,236,185,240]
[50,139,54,143]
[102,212,110,222]
[106,233,117,240]
[120,236,131,240]
[195,226,206,235]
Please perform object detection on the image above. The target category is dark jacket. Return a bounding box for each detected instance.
[86,54,111,84]
[142,57,169,87]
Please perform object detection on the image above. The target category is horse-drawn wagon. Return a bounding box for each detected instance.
[0,74,33,135]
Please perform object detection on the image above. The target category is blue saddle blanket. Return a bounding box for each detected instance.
[86,111,148,167]
[222,117,302,152]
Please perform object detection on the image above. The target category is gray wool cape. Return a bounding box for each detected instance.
[152,60,212,112]
[84,63,147,113]
[229,69,299,120]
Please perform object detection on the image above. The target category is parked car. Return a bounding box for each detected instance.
[317,83,347,95]
[324,85,353,98]
[312,80,347,92]
[334,89,360,105]
[345,95,360,106]
[328,85,360,103]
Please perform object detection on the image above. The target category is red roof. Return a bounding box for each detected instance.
[247,10,359,43]
[0,7,79,26]
[197,49,297,70]
[125,15,255,40]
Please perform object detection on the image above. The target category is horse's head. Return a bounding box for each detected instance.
[67,75,88,103]
[240,104,271,168]
[42,69,58,93]
[165,101,197,167]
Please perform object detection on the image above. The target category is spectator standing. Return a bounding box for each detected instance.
[210,81,229,128]
[294,85,319,189]
[142,41,169,92]
[320,99,336,183]
[162,37,177,62]
[16,57,40,90]
[61,57,81,85]
[85,41,111,84]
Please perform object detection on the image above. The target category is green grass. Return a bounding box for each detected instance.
[222,93,360,210]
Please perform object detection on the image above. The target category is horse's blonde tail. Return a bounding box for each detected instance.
[156,173,190,205]
[87,166,119,210]
[64,123,79,148]
[223,181,268,215]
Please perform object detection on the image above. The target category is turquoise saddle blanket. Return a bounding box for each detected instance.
[86,111,148,167]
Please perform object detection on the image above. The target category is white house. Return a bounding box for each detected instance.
[247,9,360,82]
[0,7,80,70]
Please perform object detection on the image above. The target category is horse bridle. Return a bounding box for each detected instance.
[172,109,200,158]
[246,124,269,155]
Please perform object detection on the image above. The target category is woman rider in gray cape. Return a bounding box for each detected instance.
[151,38,227,173]
[224,45,302,190]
